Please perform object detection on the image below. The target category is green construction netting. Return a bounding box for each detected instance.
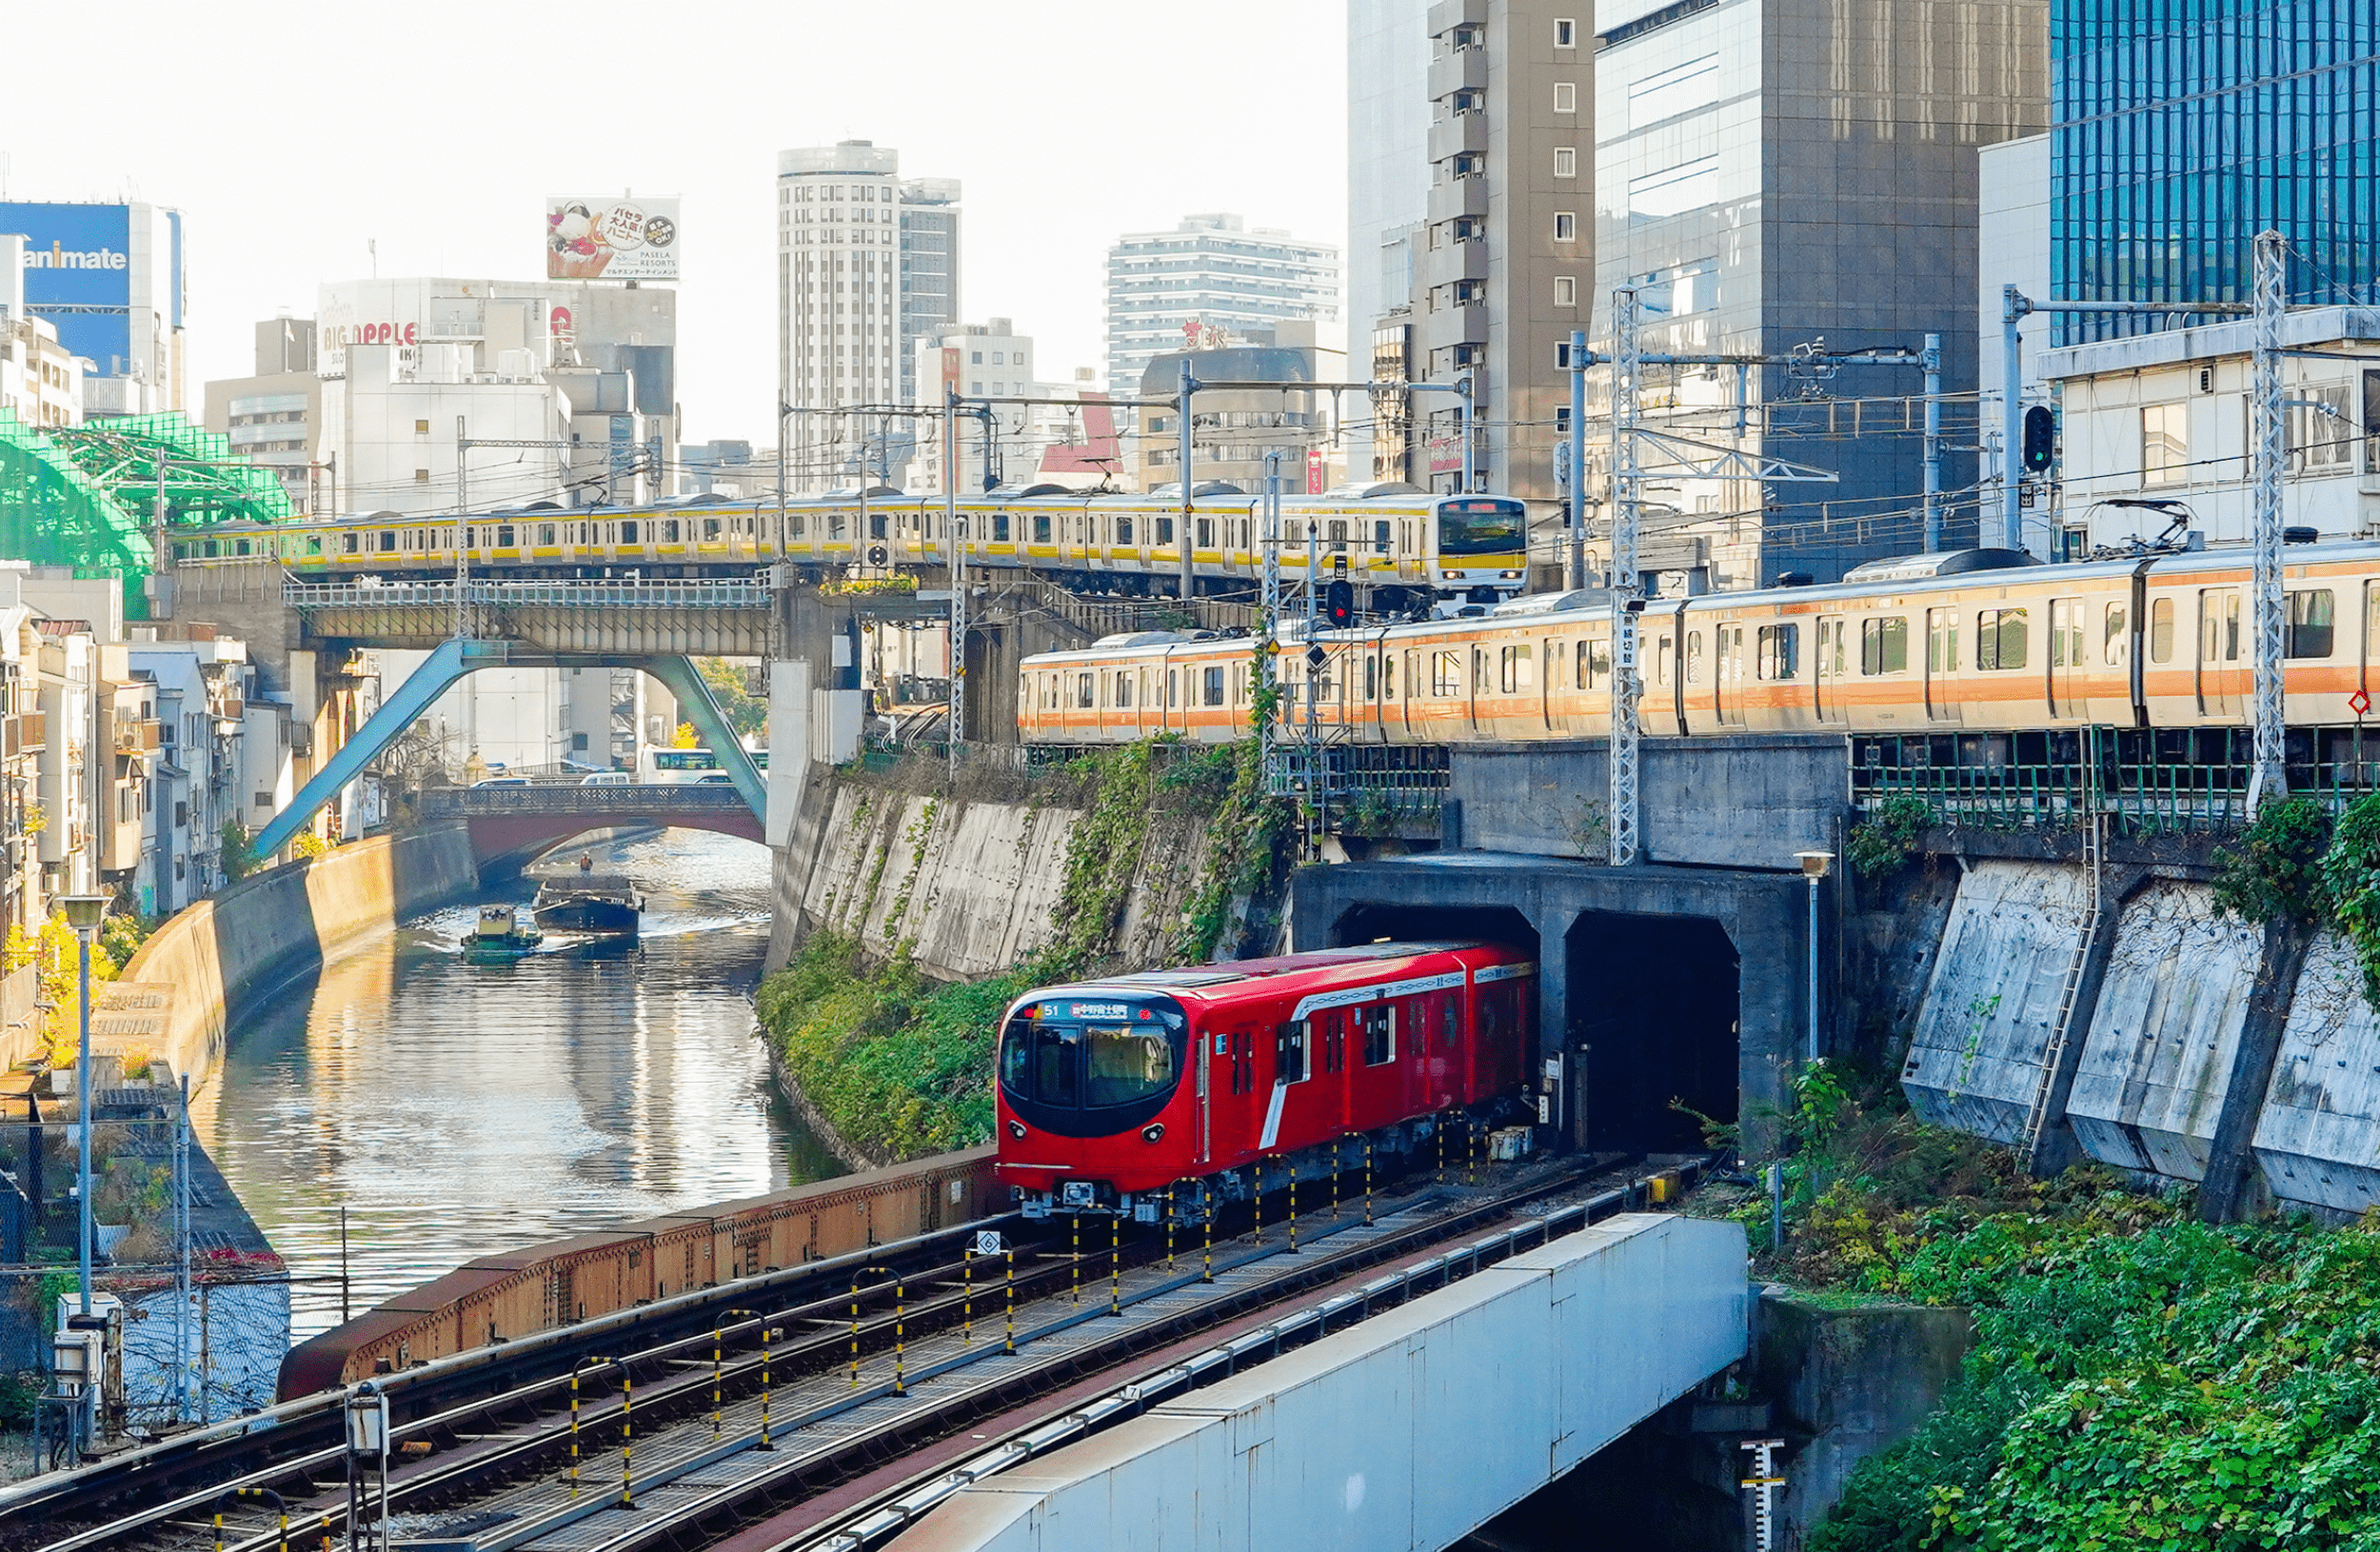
[0,409,295,619]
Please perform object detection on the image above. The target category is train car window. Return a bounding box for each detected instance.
[659,519,680,543]
[1363,656,1378,700]
[1275,1022,1311,1084]
[1203,667,1225,706]
[1115,514,1133,545]
[342,532,359,554]
[1076,673,1095,708]
[1434,650,1462,696]
[1860,616,1909,674]
[305,537,322,557]
[1155,517,1175,545]
[620,519,640,544]
[866,513,886,541]
[1498,644,1535,692]
[2289,590,2336,656]
[1374,520,1392,553]
[823,512,845,540]
[1977,608,2030,670]
[1438,996,1458,1046]
[1085,1025,1176,1106]
[1817,619,1848,678]
[1755,624,1799,681]
[1360,1005,1397,1065]
[1582,637,1611,688]
[1115,673,1134,708]
[1002,1019,1081,1107]
[1474,647,1491,692]
[1686,631,1704,684]
[2050,600,2084,667]
[2149,598,2174,663]
[1195,517,1214,548]
[703,518,723,541]
[494,525,515,548]
[1383,654,1397,699]
[1032,515,1051,544]
[2103,603,2129,666]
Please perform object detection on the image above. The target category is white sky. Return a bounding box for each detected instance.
[10,0,1348,447]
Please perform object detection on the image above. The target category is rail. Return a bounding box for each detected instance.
[21,1150,1706,1552]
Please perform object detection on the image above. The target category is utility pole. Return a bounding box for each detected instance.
[1259,450,1283,794]
[455,415,469,639]
[1920,333,1943,553]
[1607,288,1644,866]
[2250,229,2288,812]
[1177,360,1198,600]
[944,389,964,769]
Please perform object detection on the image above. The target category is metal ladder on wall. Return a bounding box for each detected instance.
[2019,732,2105,1158]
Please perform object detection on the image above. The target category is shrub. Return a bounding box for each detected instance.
[1846,796,1934,880]
[2212,795,2332,925]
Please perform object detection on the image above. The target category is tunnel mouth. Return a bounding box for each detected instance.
[1568,910,1739,1154]
[1330,904,1540,965]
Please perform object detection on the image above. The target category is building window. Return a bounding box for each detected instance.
[1553,82,1577,112]
[1556,17,1576,46]
[413,419,429,435]
[2290,383,2352,472]
[1554,276,1577,307]
[1554,147,1577,178]
[2141,403,2190,486]
[414,468,430,484]
[1553,212,1577,242]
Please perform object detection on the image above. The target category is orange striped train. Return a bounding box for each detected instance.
[1017,544,2375,745]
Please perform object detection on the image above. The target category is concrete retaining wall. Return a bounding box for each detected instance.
[767,766,1215,981]
[99,824,479,1091]
[2255,931,2380,1214]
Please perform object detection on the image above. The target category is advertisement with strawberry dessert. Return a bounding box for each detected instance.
[545,196,681,282]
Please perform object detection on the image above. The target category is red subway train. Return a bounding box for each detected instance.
[995,942,1536,1220]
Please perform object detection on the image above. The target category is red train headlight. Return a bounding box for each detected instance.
[1140,1123,1165,1144]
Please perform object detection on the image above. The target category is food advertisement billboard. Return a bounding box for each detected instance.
[545,196,680,282]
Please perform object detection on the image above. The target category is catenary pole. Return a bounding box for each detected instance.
[1607,287,1644,866]
[2250,229,2288,812]
[1921,333,1943,553]
[1569,329,1589,589]
[1177,359,1197,600]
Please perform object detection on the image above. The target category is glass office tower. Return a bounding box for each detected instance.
[2053,2,2380,341]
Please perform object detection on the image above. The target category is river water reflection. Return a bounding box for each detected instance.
[190,829,843,1341]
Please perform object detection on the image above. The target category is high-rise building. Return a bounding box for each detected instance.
[1347,0,1434,484]
[1104,215,1340,399]
[202,316,323,513]
[1411,3,1590,507]
[0,200,186,417]
[2053,4,2380,343]
[777,141,962,489]
[1591,0,2047,587]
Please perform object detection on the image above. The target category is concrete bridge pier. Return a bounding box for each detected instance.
[764,587,864,846]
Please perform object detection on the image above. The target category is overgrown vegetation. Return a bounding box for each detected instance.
[1044,742,1157,971]
[219,819,257,881]
[1717,1064,2380,1550]
[694,656,768,741]
[1846,795,1934,880]
[1175,743,1290,962]
[2,906,154,1065]
[2212,795,2333,925]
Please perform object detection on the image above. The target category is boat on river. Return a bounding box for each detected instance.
[532,874,645,937]
[461,904,543,961]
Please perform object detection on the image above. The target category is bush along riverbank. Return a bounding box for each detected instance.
[1694,1063,2380,1551]
[756,740,1290,1164]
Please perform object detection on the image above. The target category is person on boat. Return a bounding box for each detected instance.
[579,852,594,873]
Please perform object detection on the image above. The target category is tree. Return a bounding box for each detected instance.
[694,657,768,741]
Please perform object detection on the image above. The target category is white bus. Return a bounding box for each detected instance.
[639,746,769,785]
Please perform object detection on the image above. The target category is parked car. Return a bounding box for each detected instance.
[472,776,530,788]
[580,771,631,786]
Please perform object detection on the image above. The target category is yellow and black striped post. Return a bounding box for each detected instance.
[963,1248,975,1345]
[619,1363,636,1508]
[1166,1183,1178,1270]
[849,1274,864,1388]
[1109,1213,1121,1317]
[724,1309,773,1450]
[1202,1182,1215,1283]
[1254,1157,1265,1244]
[1071,1212,1081,1304]
[1438,1110,1447,1183]
[1004,1248,1017,1353]
[1365,1135,1375,1225]
[710,1325,724,1437]
[225,1484,288,1551]
[893,1275,908,1395]
[1469,1110,1480,1186]
[1331,1139,1341,1219]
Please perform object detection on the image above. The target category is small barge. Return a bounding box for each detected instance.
[532,874,645,937]
[461,904,543,961]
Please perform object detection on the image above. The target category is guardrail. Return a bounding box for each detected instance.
[418,784,755,817]
[284,577,773,610]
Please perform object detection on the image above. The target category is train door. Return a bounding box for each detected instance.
[1715,625,1749,727]
[1815,616,1849,726]
[2198,587,2245,717]
[1925,607,1962,724]
[1469,645,1485,734]
[1215,1025,1262,1162]
[2049,597,2086,719]
[1400,649,1418,738]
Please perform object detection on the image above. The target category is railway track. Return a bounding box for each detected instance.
[10,1150,1709,1552]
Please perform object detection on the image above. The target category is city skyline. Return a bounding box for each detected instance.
[5,0,1345,448]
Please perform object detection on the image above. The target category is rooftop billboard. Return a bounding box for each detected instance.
[545,197,679,283]
[0,201,133,371]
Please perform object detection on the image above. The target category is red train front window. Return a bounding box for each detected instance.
[1085,1025,1176,1105]
[1001,993,1189,1137]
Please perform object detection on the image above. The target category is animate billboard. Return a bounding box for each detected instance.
[0,201,133,371]
[545,197,679,282]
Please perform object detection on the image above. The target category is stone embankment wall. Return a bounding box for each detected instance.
[765,764,1219,981]
[1895,854,2380,1219]
[103,824,479,1091]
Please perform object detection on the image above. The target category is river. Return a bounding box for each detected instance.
[189,828,843,1342]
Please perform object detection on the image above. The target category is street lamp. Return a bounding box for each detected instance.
[59,893,108,1318]
[1791,852,1831,1066]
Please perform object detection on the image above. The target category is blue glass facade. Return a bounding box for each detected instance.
[2053,2,2380,342]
